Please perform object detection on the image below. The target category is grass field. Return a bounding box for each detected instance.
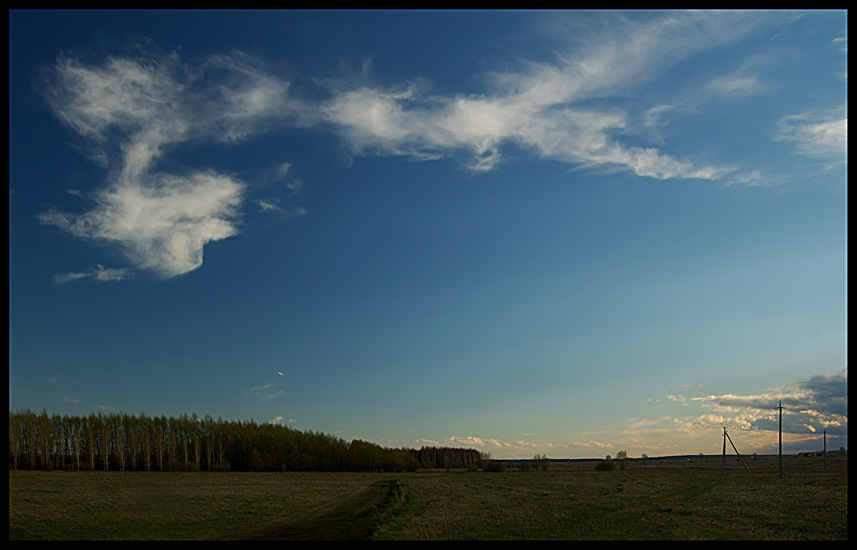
[9,454,847,540]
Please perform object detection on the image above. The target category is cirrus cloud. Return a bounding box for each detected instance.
[36,12,832,283]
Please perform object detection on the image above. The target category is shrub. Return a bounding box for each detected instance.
[482,460,506,472]
[594,457,616,471]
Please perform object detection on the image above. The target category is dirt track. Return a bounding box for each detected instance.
[226,479,403,540]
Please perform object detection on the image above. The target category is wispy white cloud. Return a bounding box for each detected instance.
[569,440,614,451]
[264,162,293,184]
[37,49,302,280]
[243,383,288,400]
[666,394,689,406]
[775,110,847,162]
[832,35,847,52]
[319,11,773,180]
[255,198,283,213]
[53,264,133,284]
[708,74,763,96]
[707,54,772,97]
[37,12,826,282]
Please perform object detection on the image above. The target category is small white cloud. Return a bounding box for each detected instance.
[255,198,283,213]
[52,271,90,284]
[53,264,133,284]
[643,104,675,128]
[285,178,304,195]
[272,162,291,181]
[831,35,847,55]
[244,383,286,400]
[775,111,847,161]
[708,74,763,96]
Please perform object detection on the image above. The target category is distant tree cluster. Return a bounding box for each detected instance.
[594,451,629,471]
[595,455,616,471]
[481,460,506,472]
[410,446,483,470]
[9,409,420,473]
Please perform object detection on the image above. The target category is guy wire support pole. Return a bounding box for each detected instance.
[721,426,727,477]
[724,429,751,474]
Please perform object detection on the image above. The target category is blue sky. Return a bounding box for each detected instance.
[9,10,847,459]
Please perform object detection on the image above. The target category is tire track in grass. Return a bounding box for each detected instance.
[227,479,404,541]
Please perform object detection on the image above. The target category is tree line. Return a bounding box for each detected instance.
[411,446,484,469]
[9,409,453,473]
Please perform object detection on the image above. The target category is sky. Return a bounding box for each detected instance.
[9,10,847,459]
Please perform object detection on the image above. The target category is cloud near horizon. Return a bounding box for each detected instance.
[416,371,846,459]
[687,371,848,436]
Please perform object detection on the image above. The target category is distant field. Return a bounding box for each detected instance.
[9,454,847,540]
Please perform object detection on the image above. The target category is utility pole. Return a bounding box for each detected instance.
[778,400,784,480]
[721,426,727,477]
[823,429,827,472]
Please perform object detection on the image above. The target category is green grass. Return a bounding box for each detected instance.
[373,456,847,540]
[9,455,848,540]
[9,471,373,540]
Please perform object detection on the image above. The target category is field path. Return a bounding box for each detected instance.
[225,479,403,540]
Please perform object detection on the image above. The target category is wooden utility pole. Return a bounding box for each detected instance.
[721,426,727,477]
[778,400,784,480]
[823,429,827,472]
